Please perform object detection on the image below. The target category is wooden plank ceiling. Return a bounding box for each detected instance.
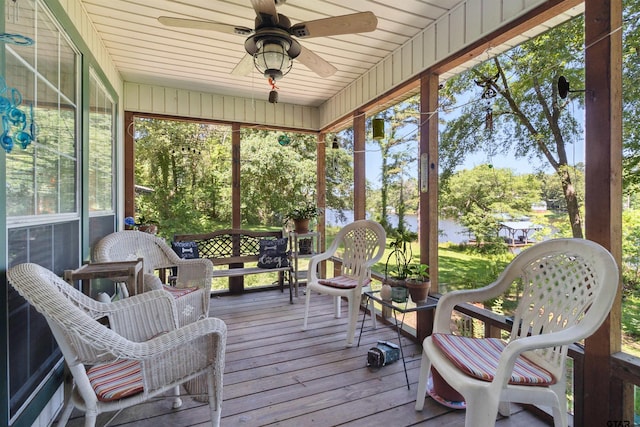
[80,0,582,108]
[78,0,467,107]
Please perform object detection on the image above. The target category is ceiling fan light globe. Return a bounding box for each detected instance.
[254,39,292,77]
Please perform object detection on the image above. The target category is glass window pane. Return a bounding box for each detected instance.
[6,149,35,216]
[59,42,76,102]
[36,6,59,91]
[4,1,79,216]
[5,1,36,69]
[88,71,114,212]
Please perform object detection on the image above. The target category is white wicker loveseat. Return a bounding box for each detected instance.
[94,231,213,326]
[7,263,227,427]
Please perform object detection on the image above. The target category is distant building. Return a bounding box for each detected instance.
[531,201,547,212]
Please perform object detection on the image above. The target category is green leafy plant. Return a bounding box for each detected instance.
[384,235,413,280]
[408,263,429,281]
[137,215,159,226]
[285,202,322,221]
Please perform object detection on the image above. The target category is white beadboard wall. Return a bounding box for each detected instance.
[123,83,321,131]
[318,0,548,129]
[56,0,123,98]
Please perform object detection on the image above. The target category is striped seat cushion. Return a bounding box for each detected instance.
[432,333,555,386]
[163,285,199,298]
[87,359,143,401]
[318,276,370,289]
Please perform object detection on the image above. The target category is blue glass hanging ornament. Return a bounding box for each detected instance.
[0,25,36,153]
[0,76,36,153]
[278,134,291,146]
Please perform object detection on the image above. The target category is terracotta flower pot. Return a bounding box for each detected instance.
[138,224,158,234]
[406,279,430,303]
[431,367,464,403]
[294,218,310,233]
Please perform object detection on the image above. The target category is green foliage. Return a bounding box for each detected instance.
[239,129,319,225]
[367,96,420,232]
[440,165,541,248]
[438,16,585,237]
[622,0,640,194]
[285,202,322,221]
[408,263,429,280]
[133,118,233,237]
[384,233,414,280]
[622,209,640,293]
[132,120,354,236]
[327,131,355,213]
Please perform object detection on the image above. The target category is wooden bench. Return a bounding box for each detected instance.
[173,229,294,302]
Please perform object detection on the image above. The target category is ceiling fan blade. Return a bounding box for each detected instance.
[296,45,337,78]
[231,54,255,76]
[250,0,279,24]
[290,12,377,38]
[158,16,252,35]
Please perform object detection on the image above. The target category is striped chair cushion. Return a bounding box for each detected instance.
[87,359,143,401]
[162,285,199,299]
[318,276,370,289]
[432,333,555,386]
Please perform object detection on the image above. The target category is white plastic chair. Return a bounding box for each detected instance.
[7,263,227,427]
[414,238,619,427]
[303,220,386,347]
[94,230,213,326]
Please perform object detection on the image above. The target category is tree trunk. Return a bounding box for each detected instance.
[396,178,406,233]
[559,168,583,238]
[380,152,390,230]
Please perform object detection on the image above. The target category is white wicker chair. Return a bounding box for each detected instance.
[414,238,619,427]
[302,220,386,347]
[94,230,213,326]
[7,263,226,427]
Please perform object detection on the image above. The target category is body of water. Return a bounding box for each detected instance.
[324,208,468,244]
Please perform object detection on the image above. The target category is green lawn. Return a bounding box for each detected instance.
[159,222,640,356]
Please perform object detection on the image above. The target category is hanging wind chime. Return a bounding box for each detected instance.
[331,136,339,172]
[474,72,499,133]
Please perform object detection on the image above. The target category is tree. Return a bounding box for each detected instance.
[369,96,419,233]
[439,16,585,237]
[440,165,542,244]
[537,163,584,212]
[134,118,232,233]
[326,132,355,215]
[622,0,640,194]
[239,130,318,225]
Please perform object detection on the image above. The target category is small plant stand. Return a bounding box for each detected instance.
[288,230,320,297]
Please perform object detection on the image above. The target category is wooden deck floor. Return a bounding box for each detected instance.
[61,289,551,426]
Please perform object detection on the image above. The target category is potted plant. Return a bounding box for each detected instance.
[136,215,159,234]
[286,202,322,234]
[383,235,412,285]
[382,235,413,302]
[406,263,430,303]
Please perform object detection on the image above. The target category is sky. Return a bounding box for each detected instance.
[360,83,587,188]
[363,128,585,188]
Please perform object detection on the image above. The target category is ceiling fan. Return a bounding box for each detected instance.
[158,0,378,102]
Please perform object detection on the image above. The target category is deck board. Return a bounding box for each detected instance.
[60,289,551,426]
